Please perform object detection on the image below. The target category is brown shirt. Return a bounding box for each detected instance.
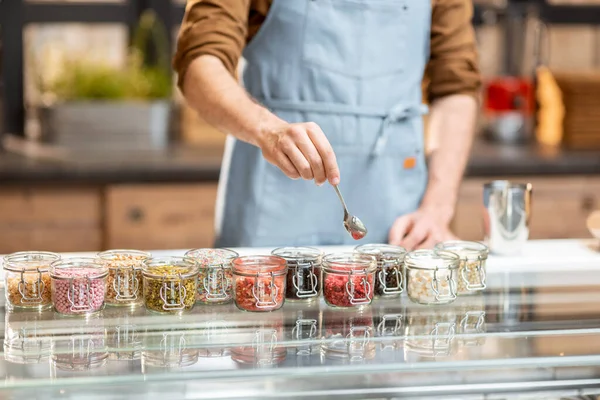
[174,0,481,103]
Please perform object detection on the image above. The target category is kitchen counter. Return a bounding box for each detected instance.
[2,239,600,399]
[1,138,600,184]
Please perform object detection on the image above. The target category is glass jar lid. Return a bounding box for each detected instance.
[96,249,150,270]
[404,250,459,271]
[434,241,489,261]
[141,256,199,279]
[232,255,287,276]
[271,247,323,268]
[322,253,377,274]
[354,244,407,264]
[3,251,60,273]
[184,248,239,268]
[49,258,108,280]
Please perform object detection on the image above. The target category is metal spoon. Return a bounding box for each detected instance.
[333,185,367,240]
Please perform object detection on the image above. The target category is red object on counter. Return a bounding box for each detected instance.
[323,272,374,307]
[484,77,535,115]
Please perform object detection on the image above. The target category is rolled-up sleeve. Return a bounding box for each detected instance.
[173,0,250,89]
[425,0,482,103]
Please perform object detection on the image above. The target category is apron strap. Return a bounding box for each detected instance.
[372,103,429,156]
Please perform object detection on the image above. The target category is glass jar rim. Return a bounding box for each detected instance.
[184,248,239,268]
[434,241,489,260]
[322,252,377,274]
[49,257,108,280]
[271,246,323,267]
[232,255,287,276]
[3,251,61,273]
[354,243,407,261]
[404,250,459,270]
[141,256,199,279]
[96,249,151,269]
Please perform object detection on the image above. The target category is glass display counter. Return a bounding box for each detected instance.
[2,254,600,399]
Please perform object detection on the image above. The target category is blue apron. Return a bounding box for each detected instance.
[216,0,431,247]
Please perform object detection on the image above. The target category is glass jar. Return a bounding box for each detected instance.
[142,330,199,369]
[373,300,405,352]
[230,312,286,367]
[405,250,459,305]
[404,303,458,359]
[453,293,487,347]
[103,305,146,361]
[355,244,406,298]
[97,249,150,307]
[50,316,108,373]
[3,251,60,311]
[272,246,323,302]
[285,301,322,356]
[141,257,199,314]
[4,309,54,364]
[49,258,108,316]
[435,241,489,295]
[232,256,287,312]
[322,253,377,308]
[321,307,375,362]
[184,248,238,304]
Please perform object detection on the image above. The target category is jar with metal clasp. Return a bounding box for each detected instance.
[103,305,146,361]
[232,256,287,312]
[230,310,286,367]
[435,241,489,296]
[321,307,375,363]
[97,249,149,307]
[185,248,238,304]
[142,328,199,370]
[405,250,459,305]
[142,257,199,314]
[3,251,59,311]
[285,300,321,356]
[272,247,323,303]
[4,309,54,365]
[404,303,458,360]
[322,253,377,309]
[355,244,407,299]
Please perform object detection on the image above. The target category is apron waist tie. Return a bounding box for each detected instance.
[259,98,429,155]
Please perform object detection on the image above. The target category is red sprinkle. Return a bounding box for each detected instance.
[351,231,365,240]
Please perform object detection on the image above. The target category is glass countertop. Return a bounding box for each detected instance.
[2,267,600,399]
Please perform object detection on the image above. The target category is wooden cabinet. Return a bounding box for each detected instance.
[105,183,217,250]
[451,176,600,241]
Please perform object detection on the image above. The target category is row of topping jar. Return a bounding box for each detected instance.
[322,253,377,308]
[405,250,460,305]
[185,248,238,304]
[97,249,149,307]
[272,246,323,302]
[232,256,287,312]
[3,251,59,311]
[434,240,489,296]
[355,244,406,299]
[142,256,199,314]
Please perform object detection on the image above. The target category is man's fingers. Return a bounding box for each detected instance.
[275,152,301,179]
[295,129,327,185]
[388,215,414,245]
[400,223,429,251]
[282,140,314,180]
[306,123,340,186]
[418,237,438,250]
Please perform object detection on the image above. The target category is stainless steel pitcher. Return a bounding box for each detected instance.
[483,181,533,255]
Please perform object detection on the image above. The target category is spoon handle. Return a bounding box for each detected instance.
[333,185,349,215]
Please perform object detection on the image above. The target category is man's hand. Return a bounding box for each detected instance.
[258,122,341,186]
[388,206,457,250]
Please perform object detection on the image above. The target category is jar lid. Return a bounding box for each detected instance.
[49,258,108,280]
[141,256,199,279]
[354,244,407,262]
[3,251,60,273]
[184,248,239,268]
[434,241,489,261]
[232,256,287,276]
[271,247,323,267]
[96,249,150,269]
[404,250,459,270]
[322,253,377,274]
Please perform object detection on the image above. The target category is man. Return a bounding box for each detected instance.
[174,0,481,249]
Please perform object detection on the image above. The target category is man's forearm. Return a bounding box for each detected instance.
[421,94,478,222]
[181,55,285,147]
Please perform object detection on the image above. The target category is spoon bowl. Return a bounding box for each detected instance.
[334,185,368,240]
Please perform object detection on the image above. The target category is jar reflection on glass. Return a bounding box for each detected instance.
[142,330,199,369]
[405,250,460,305]
[141,257,199,314]
[185,248,238,305]
[231,311,286,367]
[322,253,377,309]
[285,301,321,356]
[404,303,458,359]
[271,247,323,302]
[373,300,405,352]
[49,258,109,316]
[4,251,60,311]
[232,256,287,312]
[103,306,146,361]
[355,244,407,299]
[97,249,150,307]
[51,316,108,373]
[4,310,54,364]
[435,241,489,296]
[196,305,234,358]
[453,293,487,347]
[321,307,375,363]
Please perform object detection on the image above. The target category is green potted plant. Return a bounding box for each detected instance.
[37,10,174,150]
